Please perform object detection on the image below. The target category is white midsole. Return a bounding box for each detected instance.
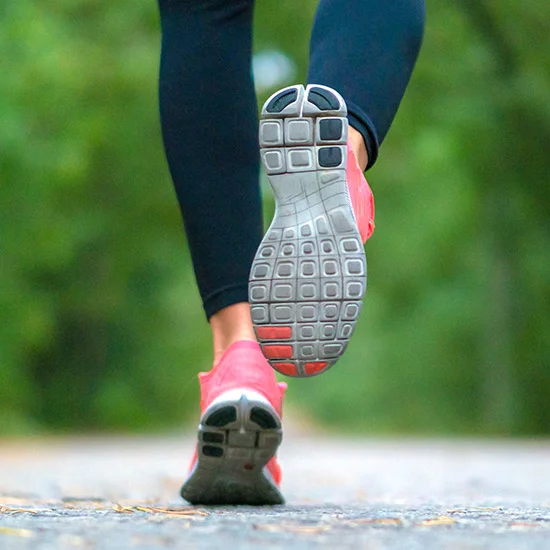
[205,388,274,412]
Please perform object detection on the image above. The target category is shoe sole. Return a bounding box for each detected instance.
[249,84,367,378]
[180,389,284,506]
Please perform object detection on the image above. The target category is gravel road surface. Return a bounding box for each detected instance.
[1,432,549,549]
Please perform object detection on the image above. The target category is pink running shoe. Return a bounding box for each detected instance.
[180,341,287,505]
[249,84,375,378]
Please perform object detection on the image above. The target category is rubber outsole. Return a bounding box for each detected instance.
[180,390,284,506]
[249,84,367,378]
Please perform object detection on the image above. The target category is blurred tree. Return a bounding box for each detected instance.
[0,0,548,435]
[0,0,210,432]
[455,0,550,431]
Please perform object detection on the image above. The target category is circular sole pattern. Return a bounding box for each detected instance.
[250,84,367,378]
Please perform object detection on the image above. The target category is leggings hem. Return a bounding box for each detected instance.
[203,284,250,320]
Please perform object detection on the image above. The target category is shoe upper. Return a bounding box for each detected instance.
[191,340,286,486]
[198,340,287,416]
[347,142,375,243]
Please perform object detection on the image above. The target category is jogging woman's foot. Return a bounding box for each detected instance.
[180,340,286,505]
[249,84,375,378]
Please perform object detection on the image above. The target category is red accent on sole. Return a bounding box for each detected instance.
[262,345,293,360]
[304,361,328,375]
[257,326,293,340]
[272,362,298,376]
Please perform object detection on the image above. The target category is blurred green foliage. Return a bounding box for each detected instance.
[1,0,548,435]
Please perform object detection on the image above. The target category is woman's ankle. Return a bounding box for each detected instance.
[210,302,257,365]
[348,126,368,171]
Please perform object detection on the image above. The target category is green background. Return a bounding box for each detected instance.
[1,0,549,435]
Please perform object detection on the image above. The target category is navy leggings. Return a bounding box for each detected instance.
[157,0,425,319]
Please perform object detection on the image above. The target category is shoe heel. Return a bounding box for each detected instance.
[181,390,284,505]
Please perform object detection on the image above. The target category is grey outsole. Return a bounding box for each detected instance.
[180,393,284,506]
[249,84,367,378]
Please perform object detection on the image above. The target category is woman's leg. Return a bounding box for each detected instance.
[308,0,425,169]
[250,0,425,377]
[158,0,261,358]
[159,0,286,506]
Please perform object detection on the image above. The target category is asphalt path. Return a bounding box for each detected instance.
[1,431,549,549]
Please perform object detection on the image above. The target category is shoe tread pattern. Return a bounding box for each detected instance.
[250,84,367,378]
